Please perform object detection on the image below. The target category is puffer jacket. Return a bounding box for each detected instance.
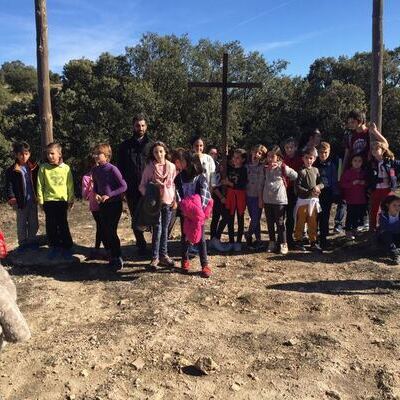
[179,194,213,244]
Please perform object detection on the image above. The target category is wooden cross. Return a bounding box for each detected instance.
[188,52,262,175]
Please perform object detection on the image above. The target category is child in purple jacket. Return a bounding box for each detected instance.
[91,144,127,271]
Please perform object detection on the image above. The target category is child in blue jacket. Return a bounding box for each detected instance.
[377,194,400,264]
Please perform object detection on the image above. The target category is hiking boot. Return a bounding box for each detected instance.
[146,258,159,271]
[159,255,176,268]
[201,265,212,278]
[181,259,190,273]
[267,241,276,253]
[280,243,289,255]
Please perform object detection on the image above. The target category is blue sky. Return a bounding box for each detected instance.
[0,0,399,76]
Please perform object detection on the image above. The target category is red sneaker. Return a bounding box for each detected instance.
[201,265,212,278]
[181,259,190,273]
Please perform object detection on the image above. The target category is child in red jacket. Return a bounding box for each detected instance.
[340,154,367,240]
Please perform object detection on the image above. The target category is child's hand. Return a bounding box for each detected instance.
[312,186,321,196]
[100,195,110,203]
[8,198,17,207]
[95,194,102,203]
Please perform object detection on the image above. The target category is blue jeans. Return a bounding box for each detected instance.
[246,195,262,240]
[152,204,172,259]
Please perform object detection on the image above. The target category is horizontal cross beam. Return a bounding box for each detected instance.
[188,82,262,89]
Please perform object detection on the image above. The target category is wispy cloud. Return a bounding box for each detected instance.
[235,0,298,28]
[249,30,329,53]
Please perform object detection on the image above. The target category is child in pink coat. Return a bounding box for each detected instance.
[340,154,367,239]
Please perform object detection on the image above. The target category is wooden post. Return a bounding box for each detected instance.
[221,53,228,177]
[371,0,383,131]
[35,0,53,154]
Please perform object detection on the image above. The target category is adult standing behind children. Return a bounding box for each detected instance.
[191,136,216,188]
[343,110,388,169]
[5,142,39,253]
[117,114,153,256]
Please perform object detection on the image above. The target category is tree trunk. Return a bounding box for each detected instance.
[35,0,53,156]
[371,0,383,131]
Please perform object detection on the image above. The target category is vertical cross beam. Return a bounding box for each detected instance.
[188,53,262,177]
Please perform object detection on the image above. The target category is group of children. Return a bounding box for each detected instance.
[4,109,400,277]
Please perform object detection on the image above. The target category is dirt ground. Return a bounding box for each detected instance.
[0,201,399,400]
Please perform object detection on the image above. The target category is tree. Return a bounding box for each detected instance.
[0,61,37,93]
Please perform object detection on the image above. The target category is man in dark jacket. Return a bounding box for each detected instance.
[117,114,153,255]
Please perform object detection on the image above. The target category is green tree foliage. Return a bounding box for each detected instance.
[0,34,399,199]
[0,60,37,94]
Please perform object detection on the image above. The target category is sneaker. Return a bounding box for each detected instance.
[181,259,190,273]
[267,241,276,253]
[280,243,289,255]
[209,237,230,253]
[146,258,159,271]
[233,243,242,252]
[310,242,323,253]
[159,255,176,268]
[201,265,212,278]
[345,231,355,240]
[334,225,344,234]
[391,250,400,264]
[294,242,307,252]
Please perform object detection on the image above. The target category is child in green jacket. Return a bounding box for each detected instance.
[37,142,74,260]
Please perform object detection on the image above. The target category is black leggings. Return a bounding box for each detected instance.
[99,201,122,258]
[265,204,286,244]
[92,210,106,249]
[216,208,244,243]
[210,194,224,239]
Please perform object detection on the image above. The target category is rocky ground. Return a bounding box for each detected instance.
[0,201,399,400]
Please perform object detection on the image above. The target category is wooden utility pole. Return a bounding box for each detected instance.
[189,53,262,175]
[35,0,53,153]
[371,0,384,131]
